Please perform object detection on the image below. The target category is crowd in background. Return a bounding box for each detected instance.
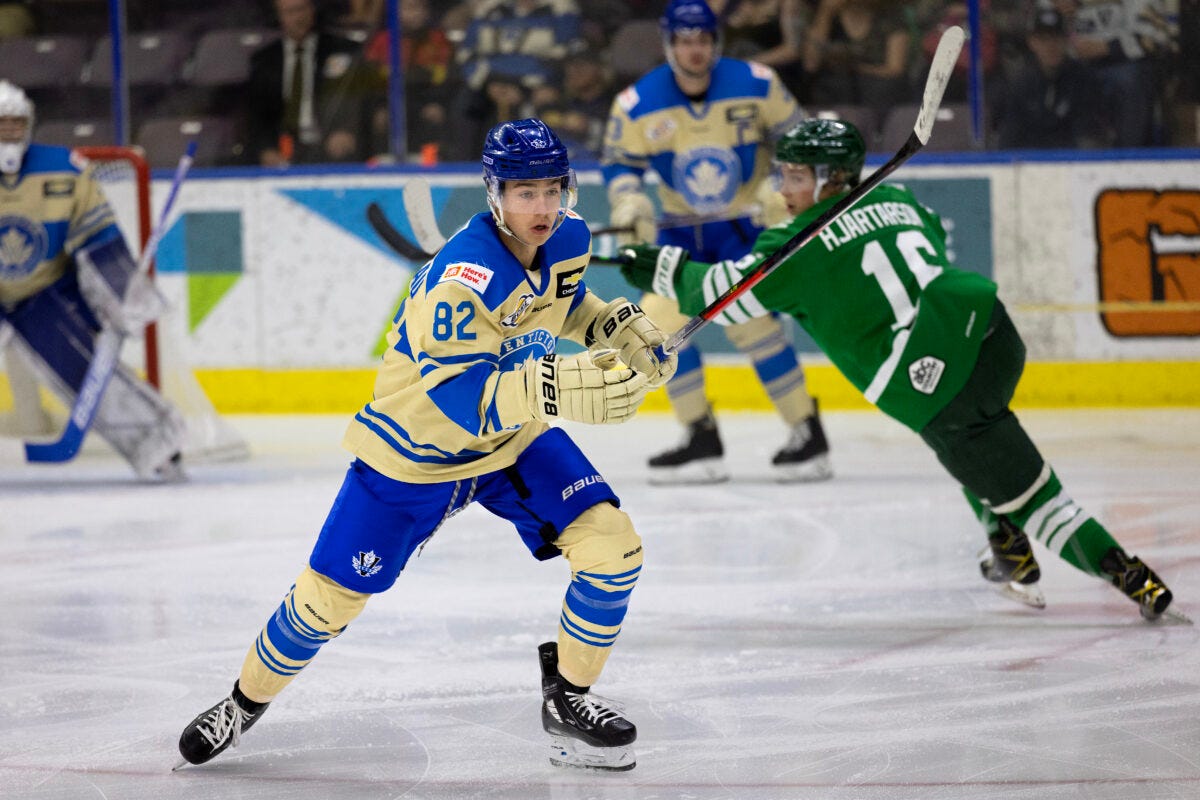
[5,0,1198,167]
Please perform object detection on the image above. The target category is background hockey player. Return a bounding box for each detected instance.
[0,80,185,481]
[603,0,831,485]
[178,118,675,772]
[620,117,1177,622]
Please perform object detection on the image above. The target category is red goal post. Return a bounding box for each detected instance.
[75,145,160,388]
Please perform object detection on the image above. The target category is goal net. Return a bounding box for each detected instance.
[0,145,249,464]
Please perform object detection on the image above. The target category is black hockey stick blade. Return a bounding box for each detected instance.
[367,201,435,261]
[659,25,965,356]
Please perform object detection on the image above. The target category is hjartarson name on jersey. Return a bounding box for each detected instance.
[817,201,924,251]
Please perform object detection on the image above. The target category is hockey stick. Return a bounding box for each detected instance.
[367,200,435,261]
[25,141,197,463]
[368,181,636,262]
[656,25,965,357]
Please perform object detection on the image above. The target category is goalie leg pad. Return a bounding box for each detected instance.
[9,277,185,478]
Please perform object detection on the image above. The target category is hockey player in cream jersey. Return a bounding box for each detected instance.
[0,80,185,480]
[603,0,831,484]
[178,119,676,772]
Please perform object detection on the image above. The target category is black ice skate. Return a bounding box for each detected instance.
[175,681,269,768]
[1099,547,1185,623]
[648,410,728,485]
[539,641,636,771]
[771,404,833,482]
[979,517,1045,609]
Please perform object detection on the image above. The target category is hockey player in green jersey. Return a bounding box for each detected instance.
[619,117,1177,621]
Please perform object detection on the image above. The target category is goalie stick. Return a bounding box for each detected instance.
[655,24,966,357]
[24,140,197,464]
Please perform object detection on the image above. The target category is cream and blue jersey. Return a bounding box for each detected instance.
[602,57,803,226]
[342,211,610,483]
[0,143,122,308]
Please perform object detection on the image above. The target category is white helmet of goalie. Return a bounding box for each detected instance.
[0,80,35,175]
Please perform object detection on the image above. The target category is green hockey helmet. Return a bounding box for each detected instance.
[774,118,866,191]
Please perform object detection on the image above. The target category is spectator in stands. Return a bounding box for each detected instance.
[992,7,1106,148]
[0,0,34,38]
[533,45,615,160]
[721,0,810,97]
[451,0,585,160]
[803,0,911,118]
[365,0,458,160]
[243,0,376,165]
[1054,0,1179,147]
[920,1,999,102]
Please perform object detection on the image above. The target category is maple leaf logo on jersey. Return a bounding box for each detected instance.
[0,217,47,279]
[352,550,383,577]
[674,148,741,214]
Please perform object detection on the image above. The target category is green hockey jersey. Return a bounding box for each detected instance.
[674,183,998,431]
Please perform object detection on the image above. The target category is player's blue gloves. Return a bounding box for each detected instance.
[618,244,689,301]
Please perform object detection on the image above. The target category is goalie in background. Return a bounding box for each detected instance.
[621,117,1178,623]
[603,0,832,485]
[0,80,186,481]
[177,118,675,773]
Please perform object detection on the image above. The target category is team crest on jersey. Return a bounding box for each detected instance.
[908,356,945,395]
[0,216,48,279]
[646,117,677,142]
[500,328,555,370]
[438,262,493,293]
[501,293,535,328]
[352,550,383,577]
[674,147,741,214]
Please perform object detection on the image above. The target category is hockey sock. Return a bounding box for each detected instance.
[996,467,1120,577]
[726,315,814,425]
[962,488,1000,535]
[239,567,370,703]
[663,343,712,425]
[554,504,643,687]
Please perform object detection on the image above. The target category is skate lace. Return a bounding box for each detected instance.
[566,691,624,728]
[196,699,248,751]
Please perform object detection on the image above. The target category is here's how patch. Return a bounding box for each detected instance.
[438,262,494,293]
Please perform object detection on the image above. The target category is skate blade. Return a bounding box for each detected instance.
[647,459,729,486]
[772,454,833,483]
[171,758,190,772]
[995,580,1046,609]
[1155,607,1194,626]
[547,735,635,772]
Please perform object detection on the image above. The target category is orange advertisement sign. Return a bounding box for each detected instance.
[1094,189,1200,336]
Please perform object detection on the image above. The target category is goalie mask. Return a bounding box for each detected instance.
[0,80,34,175]
[481,117,577,244]
[774,118,866,203]
[660,0,722,77]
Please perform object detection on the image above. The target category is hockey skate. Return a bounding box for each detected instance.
[771,406,833,482]
[1098,547,1188,623]
[648,411,728,485]
[539,641,636,771]
[979,517,1045,609]
[175,681,269,769]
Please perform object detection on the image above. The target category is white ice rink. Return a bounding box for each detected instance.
[2,408,1198,800]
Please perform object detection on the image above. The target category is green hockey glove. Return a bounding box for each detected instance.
[618,244,689,300]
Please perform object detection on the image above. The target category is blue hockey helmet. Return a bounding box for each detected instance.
[481,118,577,241]
[659,0,722,75]
[659,0,719,38]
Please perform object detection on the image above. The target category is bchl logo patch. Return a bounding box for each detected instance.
[438,262,493,293]
[352,550,383,577]
[908,356,945,395]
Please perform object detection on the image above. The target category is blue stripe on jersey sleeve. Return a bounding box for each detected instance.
[417,350,499,379]
[426,361,497,435]
[601,162,644,184]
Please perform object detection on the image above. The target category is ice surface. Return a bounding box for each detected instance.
[2,409,1198,799]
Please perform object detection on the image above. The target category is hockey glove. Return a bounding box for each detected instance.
[525,349,649,425]
[618,244,689,301]
[587,298,677,388]
[609,191,657,246]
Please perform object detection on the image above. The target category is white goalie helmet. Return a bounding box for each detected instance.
[0,79,35,175]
